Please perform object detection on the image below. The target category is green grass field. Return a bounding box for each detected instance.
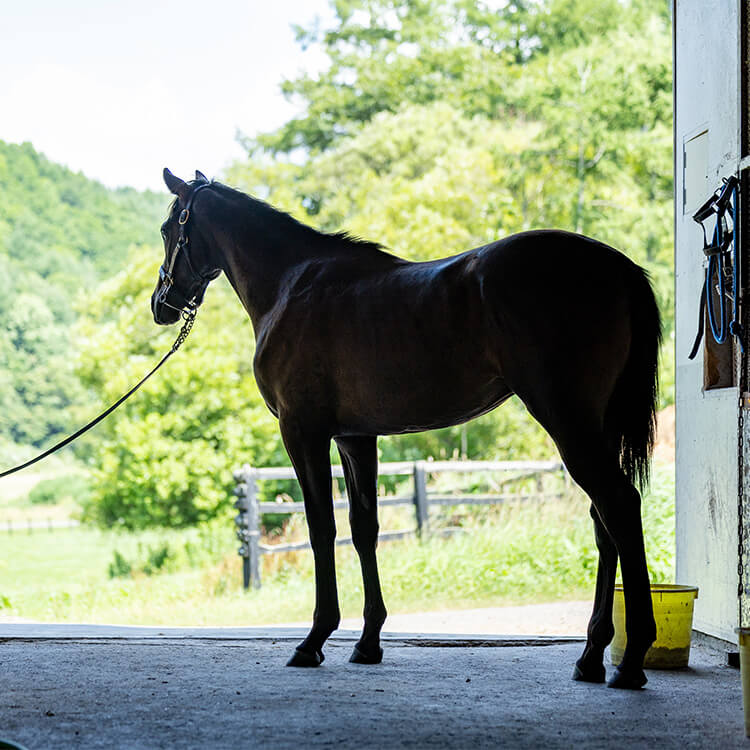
[0,465,675,626]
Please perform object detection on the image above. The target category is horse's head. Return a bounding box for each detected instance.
[152,168,222,325]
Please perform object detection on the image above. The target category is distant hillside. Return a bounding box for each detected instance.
[0,140,168,449]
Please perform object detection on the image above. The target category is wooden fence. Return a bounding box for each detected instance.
[0,518,80,534]
[233,459,566,589]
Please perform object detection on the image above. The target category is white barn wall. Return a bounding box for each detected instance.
[674,0,740,643]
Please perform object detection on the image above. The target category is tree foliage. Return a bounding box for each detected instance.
[234,0,673,379]
[0,140,165,449]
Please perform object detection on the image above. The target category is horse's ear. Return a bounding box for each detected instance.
[163,168,189,199]
[195,170,209,183]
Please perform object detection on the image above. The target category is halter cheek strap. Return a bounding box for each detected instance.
[157,182,216,312]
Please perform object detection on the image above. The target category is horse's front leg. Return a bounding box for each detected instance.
[336,435,387,665]
[281,420,340,667]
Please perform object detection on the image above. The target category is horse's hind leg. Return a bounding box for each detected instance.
[280,420,340,667]
[336,435,387,664]
[514,385,656,689]
[573,504,617,683]
[554,430,655,689]
[598,486,655,689]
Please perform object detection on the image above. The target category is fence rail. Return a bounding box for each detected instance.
[0,519,80,534]
[232,459,566,589]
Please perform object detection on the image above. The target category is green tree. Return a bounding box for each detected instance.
[0,140,167,449]
[249,0,668,155]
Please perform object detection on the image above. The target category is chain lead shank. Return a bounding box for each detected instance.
[172,308,197,353]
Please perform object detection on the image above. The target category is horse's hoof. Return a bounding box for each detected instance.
[572,659,606,683]
[349,645,384,665]
[286,648,325,667]
[607,666,647,690]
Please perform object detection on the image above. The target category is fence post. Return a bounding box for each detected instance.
[234,465,262,590]
[413,461,429,536]
[246,470,261,589]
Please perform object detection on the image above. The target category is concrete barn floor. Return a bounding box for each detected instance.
[0,624,746,749]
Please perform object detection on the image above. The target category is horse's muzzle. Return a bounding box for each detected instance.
[151,291,181,326]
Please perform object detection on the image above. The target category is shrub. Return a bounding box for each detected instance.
[108,550,132,579]
[142,544,172,576]
[28,474,91,505]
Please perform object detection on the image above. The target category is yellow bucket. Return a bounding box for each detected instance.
[610,583,699,668]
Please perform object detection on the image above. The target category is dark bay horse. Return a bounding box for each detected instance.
[153,169,661,690]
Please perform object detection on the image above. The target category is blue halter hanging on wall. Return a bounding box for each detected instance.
[688,174,744,359]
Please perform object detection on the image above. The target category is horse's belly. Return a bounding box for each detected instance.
[336,371,512,435]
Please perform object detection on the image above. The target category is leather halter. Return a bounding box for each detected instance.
[157,182,219,314]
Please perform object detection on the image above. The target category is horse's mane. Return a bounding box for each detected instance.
[203,181,386,257]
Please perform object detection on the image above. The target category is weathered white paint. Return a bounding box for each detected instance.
[674,0,741,643]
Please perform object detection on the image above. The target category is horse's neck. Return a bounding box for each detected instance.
[209,192,395,332]
[216,214,314,332]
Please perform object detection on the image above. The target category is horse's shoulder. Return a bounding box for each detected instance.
[253,263,332,359]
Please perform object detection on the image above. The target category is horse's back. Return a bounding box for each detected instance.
[476,229,641,286]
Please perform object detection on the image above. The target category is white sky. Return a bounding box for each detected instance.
[1,0,333,191]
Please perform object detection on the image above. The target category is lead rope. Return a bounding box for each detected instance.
[0,309,197,479]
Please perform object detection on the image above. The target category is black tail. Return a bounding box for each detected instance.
[605,264,662,491]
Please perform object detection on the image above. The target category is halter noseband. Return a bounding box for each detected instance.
[157,182,218,315]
